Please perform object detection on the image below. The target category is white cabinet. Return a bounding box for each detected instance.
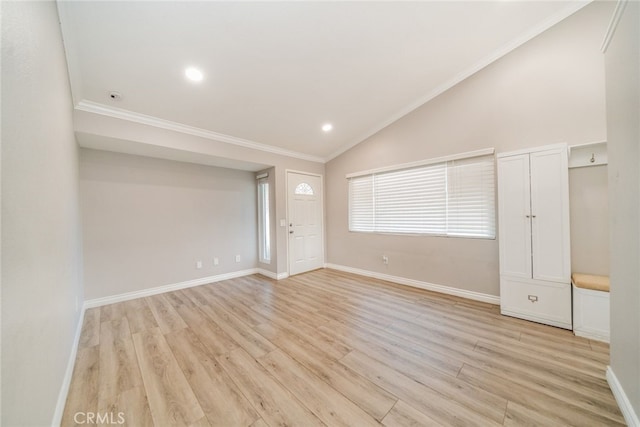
[497,144,572,329]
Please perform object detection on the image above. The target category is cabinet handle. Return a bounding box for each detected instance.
[528,295,538,303]
[526,215,531,218]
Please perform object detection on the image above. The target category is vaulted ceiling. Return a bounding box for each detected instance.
[58,1,589,162]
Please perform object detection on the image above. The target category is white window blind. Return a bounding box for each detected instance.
[349,175,374,232]
[446,155,496,238]
[348,153,495,239]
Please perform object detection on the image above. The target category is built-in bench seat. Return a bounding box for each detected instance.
[572,273,610,342]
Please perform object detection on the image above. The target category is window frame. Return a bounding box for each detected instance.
[257,178,271,264]
[347,149,496,240]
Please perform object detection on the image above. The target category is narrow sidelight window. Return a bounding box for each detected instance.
[258,178,271,263]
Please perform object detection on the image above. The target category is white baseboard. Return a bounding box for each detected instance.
[52,268,260,424]
[52,305,86,426]
[607,365,640,427]
[574,329,610,343]
[325,263,500,305]
[257,268,289,280]
[84,268,259,308]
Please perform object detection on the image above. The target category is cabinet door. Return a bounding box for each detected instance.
[498,154,532,279]
[500,277,572,329]
[529,148,571,283]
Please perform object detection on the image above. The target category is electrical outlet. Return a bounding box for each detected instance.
[235,255,241,263]
[213,257,219,266]
[382,255,389,265]
[196,260,203,269]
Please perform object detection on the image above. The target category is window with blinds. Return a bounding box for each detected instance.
[348,153,495,239]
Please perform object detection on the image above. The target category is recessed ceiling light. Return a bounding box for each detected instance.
[322,123,333,132]
[185,67,203,82]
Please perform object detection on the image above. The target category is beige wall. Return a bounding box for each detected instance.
[73,114,325,278]
[569,165,609,275]
[81,149,258,300]
[325,2,611,297]
[605,0,640,420]
[1,1,83,424]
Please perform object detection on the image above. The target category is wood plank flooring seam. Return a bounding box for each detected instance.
[61,270,622,427]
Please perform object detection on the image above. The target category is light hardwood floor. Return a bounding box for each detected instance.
[62,269,623,426]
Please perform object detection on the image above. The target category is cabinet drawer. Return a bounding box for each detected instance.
[500,277,572,329]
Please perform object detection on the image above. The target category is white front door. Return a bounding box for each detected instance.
[287,172,324,276]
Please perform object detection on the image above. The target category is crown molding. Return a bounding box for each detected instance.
[601,0,628,53]
[324,0,592,162]
[73,1,591,166]
[57,1,83,106]
[76,100,325,164]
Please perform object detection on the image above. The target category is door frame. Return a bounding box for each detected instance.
[285,169,325,277]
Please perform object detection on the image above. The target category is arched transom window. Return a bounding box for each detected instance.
[294,182,314,195]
